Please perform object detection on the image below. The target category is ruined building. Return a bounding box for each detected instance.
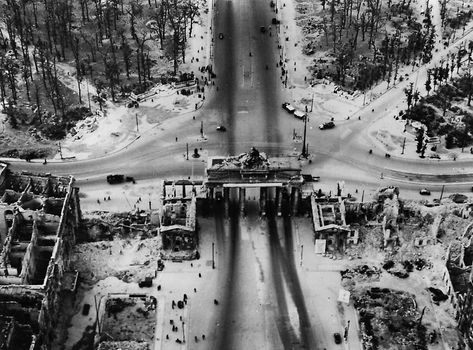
[311,195,359,253]
[0,163,81,349]
[445,224,473,349]
[160,180,198,260]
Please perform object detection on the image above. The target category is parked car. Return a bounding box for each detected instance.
[216,125,226,132]
[420,188,431,195]
[218,32,224,39]
[282,102,295,113]
[272,17,280,24]
[294,110,307,119]
[319,121,335,130]
[333,332,342,344]
[260,26,266,33]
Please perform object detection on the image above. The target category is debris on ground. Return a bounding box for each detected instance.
[353,287,428,350]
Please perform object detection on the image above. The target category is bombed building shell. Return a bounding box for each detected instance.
[160,180,198,259]
[0,163,81,349]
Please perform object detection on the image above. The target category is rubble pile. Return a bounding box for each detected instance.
[340,265,381,288]
[71,237,161,283]
[353,287,428,350]
[97,341,150,350]
[101,296,157,346]
[81,211,159,242]
[382,258,431,279]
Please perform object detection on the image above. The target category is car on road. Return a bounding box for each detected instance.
[216,125,226,132]
[294,110,307,120]
[106,174,136,184]
[218,33,224,39]
[319,121,335,130]
[282,102,295,113]
[333,332,342,344]
[420,188,431,195]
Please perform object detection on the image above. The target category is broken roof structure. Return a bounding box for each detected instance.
[0,162,81,349]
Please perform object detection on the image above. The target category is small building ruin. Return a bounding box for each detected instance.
[0,163,81,349]
[160,180,198,260]
[311,195,359,252]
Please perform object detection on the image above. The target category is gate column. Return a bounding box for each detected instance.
[276,187,282,216]
[224,187,230,217]
[208,187,214,200]
[260,187,267,216]
[239,187,246,216]
[291,187,300,216]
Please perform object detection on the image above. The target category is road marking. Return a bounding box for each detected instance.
[340,129,352,139]
[237,110,249,114]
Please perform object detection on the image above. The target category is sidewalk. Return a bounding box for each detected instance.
[293,218,364,350]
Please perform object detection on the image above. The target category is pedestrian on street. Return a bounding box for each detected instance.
[202,334,206,340]
[194,288,197,293]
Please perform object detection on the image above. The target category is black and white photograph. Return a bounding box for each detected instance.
[0,0,472,348]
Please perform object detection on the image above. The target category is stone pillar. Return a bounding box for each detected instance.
[239,187,246,216]
[182,185,186,198]
[260,187,267,216]
[291,187,300,216]
[208,187,214,200]
[276,187,282,216]
[224,187,230,217]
